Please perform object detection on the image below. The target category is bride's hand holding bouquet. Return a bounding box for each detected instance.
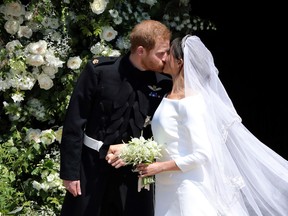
[106,136,162,192]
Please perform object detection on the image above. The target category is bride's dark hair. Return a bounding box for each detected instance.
[170,37,183,61]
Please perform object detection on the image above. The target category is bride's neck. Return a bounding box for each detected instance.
[168,76,184,99]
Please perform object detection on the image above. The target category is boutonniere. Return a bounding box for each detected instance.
[148,85,162,98]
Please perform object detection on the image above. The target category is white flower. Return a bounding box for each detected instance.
[41,17,50,28]
[139,0,157,7]
[42,65,58,78]
[119,136,162,192]
[0,79,11,91]
[90,42,105,55]
[100,26,118,42]
[4,1,25,17]
[10,74,36,90]
[24,11,33,20]
[37,73,54,90]
[4,20,20,35]
[41,182,50,192]
[120,136,162,166]
[90,0,108,15]
[40,129,56,145]
[46,173,55,182]
[113,16,123,25]
[116,36,130,50]
[163,14,169,20]
[11,92,24,103]
[26,54,45,67]
[27,98,46,121]
[67,56,82,70]
[6,40,22,52]
[49,18,60,29]
[109,49,121,57]
[109,9,118,18]
[49,31,62,41]
[25,128,41,143]
[44,50,64,68]
[55,126,63,143]
[41,17,60,29]
[17,25,33,38]
[26,20,41,32]
[32,180,42,191]
[174,16,180,22]
[27,40,47,55]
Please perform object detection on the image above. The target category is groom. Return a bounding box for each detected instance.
[59,20,172,216]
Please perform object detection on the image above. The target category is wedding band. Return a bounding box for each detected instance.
[139,171,142,175]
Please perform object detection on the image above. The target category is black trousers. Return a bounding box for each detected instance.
[60,145,154,216]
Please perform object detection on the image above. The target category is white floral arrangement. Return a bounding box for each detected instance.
[119,136,162,192]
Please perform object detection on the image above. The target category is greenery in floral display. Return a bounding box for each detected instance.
[0,0,215,215]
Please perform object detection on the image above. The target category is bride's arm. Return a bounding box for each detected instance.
[137,160,180,177]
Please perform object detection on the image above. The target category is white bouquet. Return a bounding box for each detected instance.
[119,136,162,192]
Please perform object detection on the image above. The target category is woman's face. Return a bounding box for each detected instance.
[163,49,182,76]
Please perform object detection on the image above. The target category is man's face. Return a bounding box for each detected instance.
[141,39,170,72]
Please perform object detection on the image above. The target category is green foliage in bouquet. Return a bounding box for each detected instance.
[119,136,162,192]
[0,0,215,214]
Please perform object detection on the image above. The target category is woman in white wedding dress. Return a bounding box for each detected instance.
[137,35,288,216]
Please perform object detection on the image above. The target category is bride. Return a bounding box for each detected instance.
[135,35,288,216]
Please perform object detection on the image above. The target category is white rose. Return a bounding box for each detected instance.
[25,128,41,143]
[17,25,33,38]
[42,65,58,78]
[27,40,47,55]
[100,26,118,42]
[37,73,54,90]
[5,1,25,17]
[67,56,82,70]
[26,54,45,67]
[90,0,108,15]
[40,129,56,145]
[4,20,20,35]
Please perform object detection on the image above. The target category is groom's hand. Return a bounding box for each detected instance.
[63,180,81,197]
[105,144,126,168]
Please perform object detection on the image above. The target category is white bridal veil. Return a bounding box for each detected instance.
[182,35,288,215]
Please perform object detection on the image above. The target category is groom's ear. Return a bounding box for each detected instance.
[136,46,145,56]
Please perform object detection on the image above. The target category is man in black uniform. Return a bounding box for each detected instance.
[60,20,172,216]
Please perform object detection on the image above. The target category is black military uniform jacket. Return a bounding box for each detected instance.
[60,53,172,180]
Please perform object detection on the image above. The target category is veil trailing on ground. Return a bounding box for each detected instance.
[182,35,288,215]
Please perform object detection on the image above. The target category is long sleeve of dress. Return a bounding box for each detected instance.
[173,95,212,173]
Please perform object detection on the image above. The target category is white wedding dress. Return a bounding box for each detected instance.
[151,35,288,216]
[151,95,248,216]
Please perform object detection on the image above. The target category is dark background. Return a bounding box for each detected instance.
[191,1,288,159]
